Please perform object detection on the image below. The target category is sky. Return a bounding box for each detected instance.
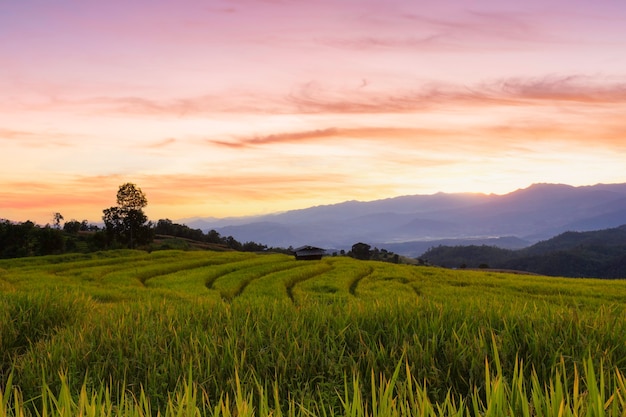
[2,0,626,225]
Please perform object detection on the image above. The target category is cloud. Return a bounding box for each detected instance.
[0,168,402,223]
[206,126,472,150]
[15,74,626,119]
[0,191,108,212]
[94,96,214,117]
[0,178,114,224]
[0,129,38,139]
[77,92,289,117]
[491,75,626,103]
[286,75,626,114]
[0,128,76,148]
[145,138,178,149]
[208,128,340,148]
[205,112,626,159]
[322,8,552,53]
[320,34,450,51]
[412,10,544,44]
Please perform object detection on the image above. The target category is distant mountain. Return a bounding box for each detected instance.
[421,225,626,278]
[183,183,626,254]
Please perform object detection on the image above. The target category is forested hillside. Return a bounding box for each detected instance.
[421,225,626,278]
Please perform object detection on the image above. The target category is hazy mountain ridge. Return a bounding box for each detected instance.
[184,183,626,253]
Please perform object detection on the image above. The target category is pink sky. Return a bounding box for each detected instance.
[2,0,626,225]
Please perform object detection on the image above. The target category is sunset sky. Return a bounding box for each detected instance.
[2,0,626,225]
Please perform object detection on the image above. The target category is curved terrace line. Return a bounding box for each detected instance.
[134,257,245,286]
[204,256,291,290]
[225,261,305,302]
[95,254,227,284]
[286,262,335,305]
[348,265,375,296]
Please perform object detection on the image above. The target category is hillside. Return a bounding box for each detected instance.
[421,224,626,278]
[184,183,626,251]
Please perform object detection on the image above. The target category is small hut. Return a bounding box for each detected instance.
[293,245,326,260]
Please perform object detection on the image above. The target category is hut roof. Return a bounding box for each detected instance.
[293,245,325,253]
[293,245,326,260]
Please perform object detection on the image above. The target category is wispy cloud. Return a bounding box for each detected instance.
[145,138,178,149]
[208,126,462,149]
[0,129,41,140]
[0,128,77,148]
[320,34,451,51]
[491,75,626,103]
[209,128,340,148]
[287,75,626,114]
[9,74,626,119]
[206,115,626,156]
[322,8,552,53]
[408,10,545,44]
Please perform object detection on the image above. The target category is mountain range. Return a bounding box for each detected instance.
[183,183,626,256]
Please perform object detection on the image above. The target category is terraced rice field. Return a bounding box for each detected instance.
[2,249,626,416]
[0,250,429,304]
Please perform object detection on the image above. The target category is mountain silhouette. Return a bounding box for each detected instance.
[183,183,626,253]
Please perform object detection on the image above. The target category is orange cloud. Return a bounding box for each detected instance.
[144,138,178,149]
[0,188,111,225]
[0,128,76,148]
[205,117,626,155]
[0,128,39,140]
[208,128,341,148]
[0,172,358,224]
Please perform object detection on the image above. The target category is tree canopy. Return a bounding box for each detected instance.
[103,183,153,248]
[116,183,148,211]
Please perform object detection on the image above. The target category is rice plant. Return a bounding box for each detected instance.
[3,354,626,416]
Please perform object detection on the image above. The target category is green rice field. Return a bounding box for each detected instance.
[1,249,626,416]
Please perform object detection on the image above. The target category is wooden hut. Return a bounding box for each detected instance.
[293,245,326,260]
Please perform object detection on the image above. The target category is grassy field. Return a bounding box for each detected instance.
[1,249,626,416]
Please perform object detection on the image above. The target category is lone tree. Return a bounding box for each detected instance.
[350,242,371,260]
[52,212,64,230]
[103,183,153,248]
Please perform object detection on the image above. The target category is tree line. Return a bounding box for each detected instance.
[1,183,411,261]
[0,183,275,259]
[153,218,278,252]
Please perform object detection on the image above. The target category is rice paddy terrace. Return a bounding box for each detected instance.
[2,249,626,416]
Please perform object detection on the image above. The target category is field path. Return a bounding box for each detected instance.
[348,265,374,296]
[285,262,334,304]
